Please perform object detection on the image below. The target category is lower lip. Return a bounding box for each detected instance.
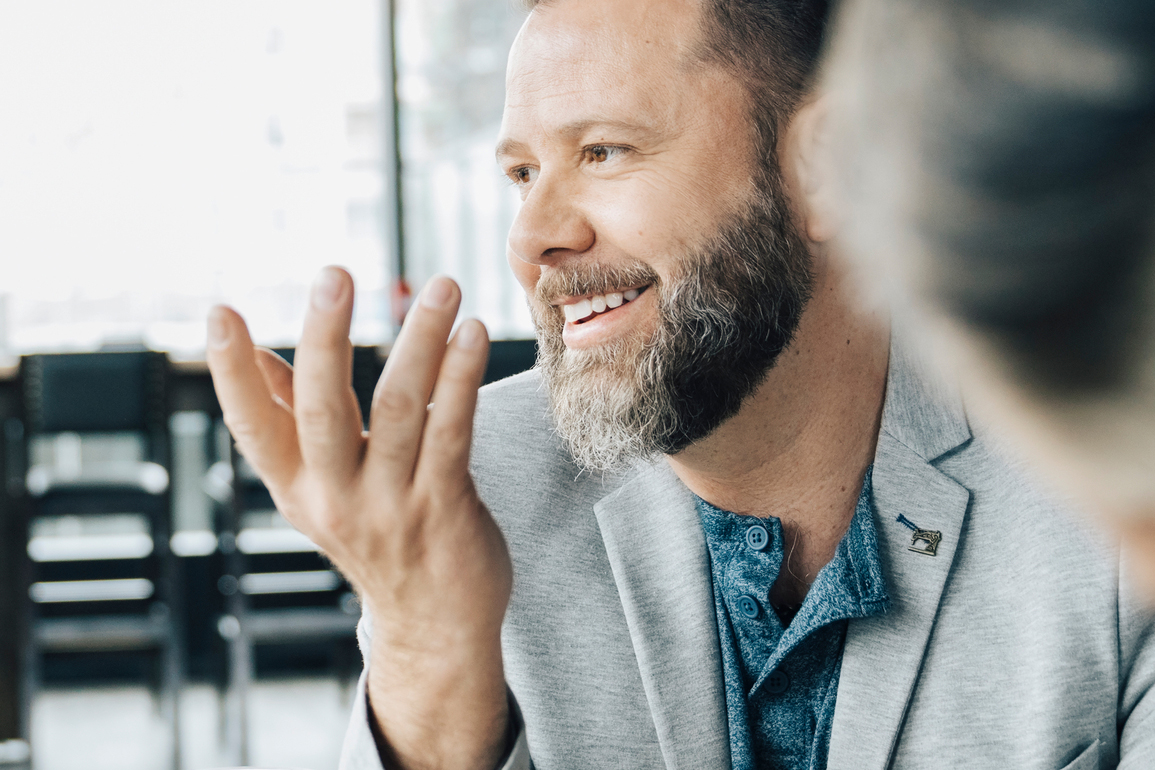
[561,290,652,349]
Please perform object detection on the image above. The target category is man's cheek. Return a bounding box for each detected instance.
[588,190,701,269]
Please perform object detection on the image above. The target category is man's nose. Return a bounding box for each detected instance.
[507,176,595,266]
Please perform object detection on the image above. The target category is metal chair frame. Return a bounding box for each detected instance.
[19,352,184,770]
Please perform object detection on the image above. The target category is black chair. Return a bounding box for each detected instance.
[484,339,538,384]
[20,352,183,770]
[1,377,31,767]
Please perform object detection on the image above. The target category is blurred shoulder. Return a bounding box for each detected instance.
[471,368,565,472]
[937,423,1121,590]
[475,368,551,438]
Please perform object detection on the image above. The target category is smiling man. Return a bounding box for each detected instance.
[206,0,1155,769]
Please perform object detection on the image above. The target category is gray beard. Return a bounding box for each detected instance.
[528,183,814,473]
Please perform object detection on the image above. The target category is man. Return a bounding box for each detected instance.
[206,0,1155,768]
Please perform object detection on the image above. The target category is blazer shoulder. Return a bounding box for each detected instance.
[475,368,551,441]
[471,368,574,488]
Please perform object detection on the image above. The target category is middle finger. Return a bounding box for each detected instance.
[366,275,461,485]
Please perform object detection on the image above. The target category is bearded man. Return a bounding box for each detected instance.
[206,0,1155,768]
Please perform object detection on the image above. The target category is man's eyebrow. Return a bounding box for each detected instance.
[495,137,529,162]
[495,119,666,161]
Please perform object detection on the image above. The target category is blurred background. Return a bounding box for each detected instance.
[0,1,535,768]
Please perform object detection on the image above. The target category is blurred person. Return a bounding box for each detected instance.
[824,0,1155,589]
[207,0,1155,769]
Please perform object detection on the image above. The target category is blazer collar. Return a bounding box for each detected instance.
[594,459,732,770]
[878,332,971,462]
[828,331,973,769]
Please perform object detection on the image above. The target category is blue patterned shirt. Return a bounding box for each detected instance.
[695,470,889,770]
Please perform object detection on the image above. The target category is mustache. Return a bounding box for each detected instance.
[533,260,661,307]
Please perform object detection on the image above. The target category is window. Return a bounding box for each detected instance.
[395,0,532,339]
[0,0,532,361]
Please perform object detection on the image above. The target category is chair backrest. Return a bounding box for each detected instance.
[19,352,174,624]
[484,339,537,385]
[22,352,168,460]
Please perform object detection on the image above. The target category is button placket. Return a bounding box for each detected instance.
[720,526,779,685]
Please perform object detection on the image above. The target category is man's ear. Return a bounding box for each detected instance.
[783,95,840,243]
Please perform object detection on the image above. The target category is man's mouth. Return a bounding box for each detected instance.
[560,286,648,324]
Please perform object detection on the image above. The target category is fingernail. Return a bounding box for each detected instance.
[421,276,454,309]
[456,321,485,349]
[207,307,231,349]
[311,267,345,311]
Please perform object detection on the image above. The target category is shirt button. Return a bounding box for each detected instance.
[745,524,769,551]
[765,668,790,694]
[737,595,761,618]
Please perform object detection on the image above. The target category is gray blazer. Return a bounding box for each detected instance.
[340,342,1155,770]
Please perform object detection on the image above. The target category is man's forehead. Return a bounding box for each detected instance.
[521,0,706,47]
[501,0,715,143]
[506,0,708,93]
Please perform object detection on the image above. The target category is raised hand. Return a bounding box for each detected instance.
[207,267,513,770]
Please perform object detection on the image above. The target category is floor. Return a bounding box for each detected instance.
[28,677,357,770]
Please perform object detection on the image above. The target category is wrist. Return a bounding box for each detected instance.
[367,633,508,770]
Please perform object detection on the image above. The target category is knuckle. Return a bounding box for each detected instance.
[313,506,353,544]
[369,434,410,464]
[442,351,482,383]
[295,400,344,437]
[222,412,264,449]
[424,419,468,452]
[287,490,353,549]
[374,385,419,420]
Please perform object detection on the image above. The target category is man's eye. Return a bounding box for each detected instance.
[585,145,623,164]
[508,166,537,186]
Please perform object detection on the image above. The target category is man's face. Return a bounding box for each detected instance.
[497,0,813,471]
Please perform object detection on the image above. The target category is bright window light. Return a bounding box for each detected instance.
[0,0,389,359]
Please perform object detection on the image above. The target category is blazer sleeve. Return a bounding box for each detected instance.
[338,612,532,770]
[1118,551,1155,768]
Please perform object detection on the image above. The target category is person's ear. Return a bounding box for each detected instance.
[784,94,840,243]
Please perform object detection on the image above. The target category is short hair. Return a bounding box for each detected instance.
[522,0,831,158]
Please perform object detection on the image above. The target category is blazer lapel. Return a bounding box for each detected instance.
[594,460,732,770]
[828,338,973,770]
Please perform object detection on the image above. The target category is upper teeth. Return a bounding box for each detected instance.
[563,288,641,323]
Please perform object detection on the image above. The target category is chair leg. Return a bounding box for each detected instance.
[162,637,183,770]
[221,623,251,767]
[18,639,35,763]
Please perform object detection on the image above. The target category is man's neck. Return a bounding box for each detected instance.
[665,258,890,607]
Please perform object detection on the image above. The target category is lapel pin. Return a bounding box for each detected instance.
[896,514,942,556]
